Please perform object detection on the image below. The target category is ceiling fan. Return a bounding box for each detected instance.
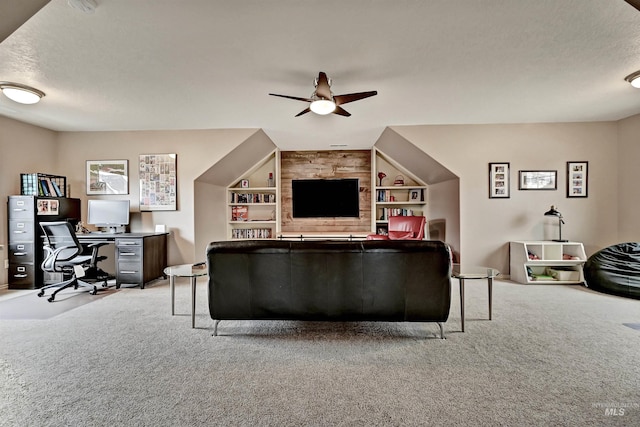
[269,72,377,117]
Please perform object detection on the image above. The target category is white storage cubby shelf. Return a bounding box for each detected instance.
[227,150,280,240]
[372,148,427,235]
[509,241,587,285]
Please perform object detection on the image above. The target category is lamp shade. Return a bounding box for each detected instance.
[544,205,562,217]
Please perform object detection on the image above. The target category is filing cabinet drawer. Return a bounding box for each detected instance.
[8,263,36,289]
[8,197,35,218]
[9,219,35,242]
[9,243,34,262]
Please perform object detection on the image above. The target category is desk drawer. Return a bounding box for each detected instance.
[117,262,143,285]
[117,245,142,260]
[8,263,36,289]
[116,238,142,247]
[9,243,34,262]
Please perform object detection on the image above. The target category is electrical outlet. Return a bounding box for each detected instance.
[4,259,8,269]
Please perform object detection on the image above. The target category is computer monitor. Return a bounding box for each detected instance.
[87,199,130,233]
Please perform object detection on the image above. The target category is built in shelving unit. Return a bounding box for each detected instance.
[372,148,427,235]
[227,149,279,240]
[509,241,587,284]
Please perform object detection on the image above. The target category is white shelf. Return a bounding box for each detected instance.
[227,149,280,240]
[509,241,586,284]
[372,148,428,232]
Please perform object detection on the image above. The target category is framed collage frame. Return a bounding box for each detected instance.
[139,154,177,211]
[86,160,129,195]
[489,162,510,198]
[518,170,557,190]
[567,161,588,198]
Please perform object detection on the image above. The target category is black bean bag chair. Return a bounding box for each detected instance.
[584,242,640,299]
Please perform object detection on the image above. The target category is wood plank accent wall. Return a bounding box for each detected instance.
[280,150,371,233]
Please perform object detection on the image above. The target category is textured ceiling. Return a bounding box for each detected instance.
[1,0,640,150]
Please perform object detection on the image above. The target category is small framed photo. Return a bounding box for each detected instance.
[240,179,249,188]
[567,161,588,198]
[519,170,557,190]
[409,189,421,201]
[86,160,129,195]
[489,162,510,198]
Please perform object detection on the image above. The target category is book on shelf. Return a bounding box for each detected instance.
[231,205,248,221]
[39,179,50,196]
[50,180,63,197]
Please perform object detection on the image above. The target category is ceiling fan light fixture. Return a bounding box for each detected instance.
[0,82,45,104]
[310,99,336,115]
[624,70,640,88]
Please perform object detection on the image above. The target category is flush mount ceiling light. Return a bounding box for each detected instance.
[0,82,45,104]
[624,70,640,88]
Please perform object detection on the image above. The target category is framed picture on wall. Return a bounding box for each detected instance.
[139,153,177,211]
[519,170,557,190]
[489,162,510,198]
[566,161,588,198]
[86,160,129,195]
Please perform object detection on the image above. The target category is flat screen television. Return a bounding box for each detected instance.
[87,199,130,232]
[292,179,360,218]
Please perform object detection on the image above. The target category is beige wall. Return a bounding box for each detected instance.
[393,122,621,273]
[0,116,58,285]
[2,114,639,285]
[53,129,257,267]
[617,114,640,241]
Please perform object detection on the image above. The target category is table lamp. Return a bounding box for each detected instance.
[544,205,567,242]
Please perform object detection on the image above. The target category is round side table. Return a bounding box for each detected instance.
[164,264,207,328]
[452,264,500,332]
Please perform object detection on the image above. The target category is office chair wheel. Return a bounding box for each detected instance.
[47,296,55,303]
[89,287,98,295]
[37,290,45,297]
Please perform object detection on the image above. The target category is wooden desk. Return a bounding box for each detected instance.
[77,232,168,288]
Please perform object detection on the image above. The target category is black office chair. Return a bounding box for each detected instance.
[38,221,109,302]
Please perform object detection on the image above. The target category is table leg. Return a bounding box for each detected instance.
[191,276,197,329]
[488,277,493,320]
[459,278,465,332]
[170,275,175,316]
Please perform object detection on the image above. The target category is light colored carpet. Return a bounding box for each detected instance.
[0,285,118,320]
[0,277,638,426]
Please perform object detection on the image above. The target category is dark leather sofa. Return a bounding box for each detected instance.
[207,239,452,338]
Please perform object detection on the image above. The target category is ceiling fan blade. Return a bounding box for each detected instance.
[315,72,332,99]
[269,93,313,102]
[333,91,378,106]
[295,107,311,117]
[332,106,351,117]
[624,0,640,11]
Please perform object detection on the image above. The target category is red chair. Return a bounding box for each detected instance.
[367,216,426,240]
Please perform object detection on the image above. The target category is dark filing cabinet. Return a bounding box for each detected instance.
[7,196,81,289]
